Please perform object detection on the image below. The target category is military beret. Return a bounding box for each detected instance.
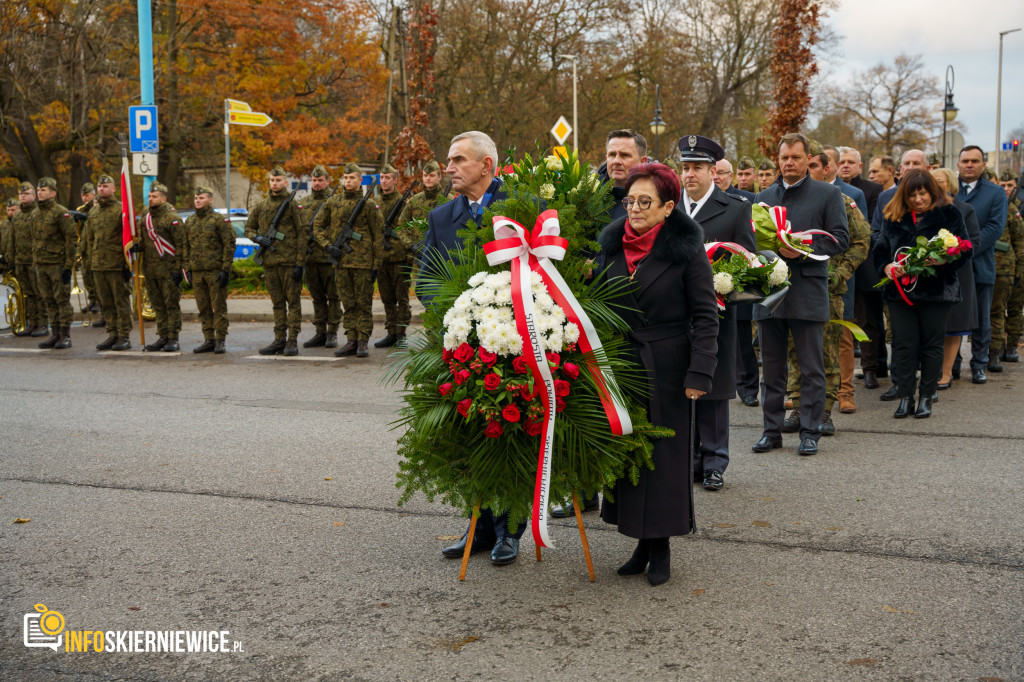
[19,182,34,192]
[80,182,96,194]
[6,198,18,207]
[758,159,777,171]
[380,163,398,175]
[983,167,997,181]
[927,152,941,166]
[195,185,214,196]
[37,177,57,189]
[677,134,724,164]
[422,160,441,173]
[999,168,1017,182]
[343,162,362,175]
[269,165,287,177]
[149,182,168,195]
[311,164,329,178]
[97,174,115,185]
[807,139,824,157]
[737,156,755,170]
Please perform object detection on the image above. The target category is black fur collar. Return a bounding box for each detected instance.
[598,207,705,265]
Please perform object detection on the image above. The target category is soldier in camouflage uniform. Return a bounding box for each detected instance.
[299,164,340,349]
[134,182,184,351]
[76,182,101,315]
[31,177,77,349]
[246,166,305,356]
[375,163,414,348]
[313,162,383,358]
[8,183,46,336]
[784,147,870,435]
[183,186,235,354]
[735,156,759,194]
[81,174,131,351]
[397,160,451,285]
[989,169,1024,369]
[757,158,778,189]
[0,199,16,272]
[1004,176,1024,362]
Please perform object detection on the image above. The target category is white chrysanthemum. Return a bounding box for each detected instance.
[479,306,500,322]
[453,292,473,311]
[535,292,555,310]
[713,272,735,295]
[483,273,506,291]
[564,322,580,344]
[769,259,789,286]
[493,271,512,286]
[546,327,564,352]
[450,317,472,337]
[471,285,495,305]
[468,272,487,287]
[443,331,459,350]
[493,286,512,305]
[540,183,555,200]
[544,155,563,171]
[504,334,523,355]
[496,307,514,323]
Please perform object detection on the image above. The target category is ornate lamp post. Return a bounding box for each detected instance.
[941,66,958,169]
[649,85,666,162]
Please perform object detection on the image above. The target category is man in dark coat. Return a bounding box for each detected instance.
[957,145,1009,384]
[838,147,882,219]
[714,158,755,200]
[596,129,649,224]
[752,133,849,456]
[679,135,755,490]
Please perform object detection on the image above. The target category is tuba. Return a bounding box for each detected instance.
[1,270,27,334]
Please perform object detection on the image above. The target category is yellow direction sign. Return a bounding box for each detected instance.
[228,110,272,127]
[226,99,251,113]
[552,145,568,159]
[550,116,572,145]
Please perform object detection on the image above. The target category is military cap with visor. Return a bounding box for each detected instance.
[677,134,725,164]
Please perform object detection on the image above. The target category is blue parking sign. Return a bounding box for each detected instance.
[129,106,159,153]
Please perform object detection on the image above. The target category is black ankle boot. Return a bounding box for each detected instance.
[617,539,651,575]
[894,396,915,418]
[914,395,932,419]
[646,538,670,586]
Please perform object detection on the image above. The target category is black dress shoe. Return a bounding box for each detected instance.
[618,539,651,575]
[936,381,951,390]
[797,437,818,456]
[646,538,670,586]
[781,409,800,433]
[741,395,759,407]
[490,537,519,565]
[819,410,835,437]
[893,396,915,418]
[880,384,900,401]
[971,368,987,384]
[863,370,879,389]
[441,533,490,558]
[1003,347,1019,362]
[702,470,724,491]
[752,435,783,452]
[914,396,932,418]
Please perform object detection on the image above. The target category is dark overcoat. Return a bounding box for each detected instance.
[596,208,720,539]
[693,185,756,400]
[946,199,980,332]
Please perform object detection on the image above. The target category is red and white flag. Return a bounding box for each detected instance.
[121,154,136,266]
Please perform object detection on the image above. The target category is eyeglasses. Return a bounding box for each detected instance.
[622,196,656,210]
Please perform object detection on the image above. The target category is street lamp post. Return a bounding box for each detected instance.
[941,66,958,169]
[996,28,1021,175]
[556,55,578,151]
[649,84,666,162]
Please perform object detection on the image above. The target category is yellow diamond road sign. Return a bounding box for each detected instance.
[228,110,273,127]
[226,99,251,112]
[551,116,572,145]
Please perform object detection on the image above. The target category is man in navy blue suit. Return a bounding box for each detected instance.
[958,145,1010,384]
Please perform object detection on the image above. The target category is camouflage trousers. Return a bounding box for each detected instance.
[35,264,73,326]
[193,270,229,341]
[378,260,412,336]
[1005,274,1024,347]
[143,269,182,338]
[337,267,374,342]
[264,265,301,341]
[81,260,98,308]
[990,275,1013,354]
[14,263,44,326]
[788,295,844,412]
[94,269,132,337]
[306,262,340,334]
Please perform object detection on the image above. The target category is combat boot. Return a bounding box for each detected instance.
[303,331,326,348]
[394,333,407,348]
[334,340,357,357]
[111,337,131,351]
[324,332,338,348]
[356,340,369,357]
[145,336,168,352]
[988,351,1003,373]
[54,326,72,349]
[38,326,59,349]
[12,325,31,337]
[283,339,299,356]
[259,338,286,355]
[96,335,117,350]
[1003,346,1019,362]
[92,317,106,329]
[162,337,180,352]
[214,339,226,354]
[193,339,215,353]
[30,324,49,337]
[374,333,398,348]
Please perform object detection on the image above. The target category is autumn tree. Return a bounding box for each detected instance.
[390,0,439,184]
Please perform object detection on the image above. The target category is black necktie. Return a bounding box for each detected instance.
[470,201,480,217]
[689,201,697,216]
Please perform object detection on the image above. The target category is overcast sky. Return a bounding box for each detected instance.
[821,0,1024,153]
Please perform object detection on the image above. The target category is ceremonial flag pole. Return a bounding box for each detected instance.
[119,133,146,346]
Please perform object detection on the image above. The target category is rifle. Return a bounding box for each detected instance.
[381,181,418,251]
[68,210,89,223]
[253,190,296,265]
[327,182,377,265]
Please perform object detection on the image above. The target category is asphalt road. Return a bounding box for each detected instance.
[1,322,1021,680]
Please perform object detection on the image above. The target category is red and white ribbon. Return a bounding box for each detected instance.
[145,213,176,257]
[483,209,633,549]
[705,241,760,266]
[761,204,835,261]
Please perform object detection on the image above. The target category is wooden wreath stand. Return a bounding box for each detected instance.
[459,492,596,582]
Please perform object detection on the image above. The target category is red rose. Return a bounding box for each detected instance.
[947,244,960,256]
[546,352,560,369]
[556,397,567,413]
[456,398,473,418]
[443,348,453,362]
[483,372,502,391]
[554,379,571,397]
[512,356,530,374]
[484,420,504,438]
[523,418,543,436]
[961,239,973,250]
[453,342,475,363]
[502,405,521,422]
[438,382,454,396]
[453,369,471,385]
[478,347,498,366]
[519,383,535,401]
[562,362,580,380]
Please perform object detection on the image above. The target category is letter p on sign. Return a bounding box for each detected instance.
[129,105,159,153]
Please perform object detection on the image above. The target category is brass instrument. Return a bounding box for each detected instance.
[70,253,88,324]
[2,271,27,334]
[132,274,157,321]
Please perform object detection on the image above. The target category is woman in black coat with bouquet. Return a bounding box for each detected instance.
[873,169,971,419]
[597,163,719,586]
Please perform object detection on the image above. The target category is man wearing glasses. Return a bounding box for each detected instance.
[713,159,754,200]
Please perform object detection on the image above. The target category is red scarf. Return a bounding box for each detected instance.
[622,219,665,274]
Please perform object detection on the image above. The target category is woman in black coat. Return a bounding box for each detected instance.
[597,163,719,586]
[873,169,971,419]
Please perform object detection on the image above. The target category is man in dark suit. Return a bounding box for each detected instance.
[714,158,755,200]
[681,135,756,489]
[958,145,1010,384]
[751,133,849,456]
[837,147,882,219]
[596,129,649,223]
